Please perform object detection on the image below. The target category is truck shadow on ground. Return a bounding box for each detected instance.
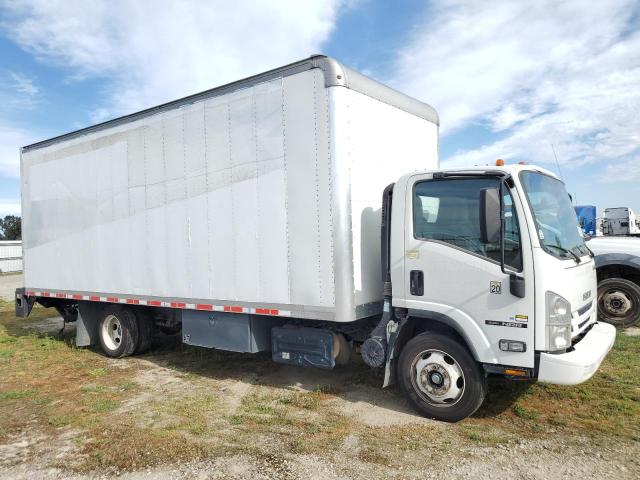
[13,316,534,421]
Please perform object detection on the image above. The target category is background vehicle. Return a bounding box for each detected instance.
[588,236,640,327]
[574,205,596,236]
[15,56,615,422]
[602,207,640,236]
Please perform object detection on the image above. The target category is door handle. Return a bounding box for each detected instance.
[410,270,424,296]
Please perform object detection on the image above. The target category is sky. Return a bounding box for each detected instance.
[0,0,639,218]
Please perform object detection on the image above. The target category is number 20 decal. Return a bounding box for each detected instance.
[490,281,502,294]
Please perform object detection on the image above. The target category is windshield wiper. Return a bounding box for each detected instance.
[546,244,580,263]
[584,245,595,258]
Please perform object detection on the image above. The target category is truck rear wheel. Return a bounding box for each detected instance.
[398,332,486,422]
[597,277,640,327]
[135,311,154,354]
[98,306,139,358]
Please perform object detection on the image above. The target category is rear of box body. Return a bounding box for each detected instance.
[20,58,439,322]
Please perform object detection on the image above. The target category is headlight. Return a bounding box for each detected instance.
[546,291,572,351]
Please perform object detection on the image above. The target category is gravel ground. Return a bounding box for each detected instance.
[0,272,21,301]
[1,435,638,479]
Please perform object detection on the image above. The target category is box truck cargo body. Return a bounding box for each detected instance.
[602,207,640,236]
[17,56,616,422]
[19,56,438,322]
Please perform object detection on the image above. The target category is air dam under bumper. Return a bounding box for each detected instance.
[537,322,616,385]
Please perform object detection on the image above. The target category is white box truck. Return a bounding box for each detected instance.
[15,56,615,422]
[602,207,640,236]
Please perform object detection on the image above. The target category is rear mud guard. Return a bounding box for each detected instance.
[15,288,35,318]
[76,302,100,347]
[383,317,408,388]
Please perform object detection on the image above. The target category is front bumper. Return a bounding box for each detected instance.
[537,322,616,385]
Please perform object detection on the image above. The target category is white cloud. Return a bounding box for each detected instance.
[0,199,21,217]
[601,157,640,183]
[9,71,38,97]
[0,70,40,109]
[1,0,345,118]
[393,0,640,170]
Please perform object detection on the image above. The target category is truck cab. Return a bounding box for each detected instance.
[369,163,616,421]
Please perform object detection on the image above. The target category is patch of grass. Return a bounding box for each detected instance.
[512,403,540,420]
[0,349,15,359]
[90,399,119,413]
[87,367,108,377]
[279,391,322,410]
[117,381,138,391]
[76,425,214,472]
[466,429,482,442]
[0,389,37,400]
[81,385,111,394]
[48,414,73,428]
[186,421,207,435]
[358,446,390,466]
[461,425,513,445]
[228,414,245,425]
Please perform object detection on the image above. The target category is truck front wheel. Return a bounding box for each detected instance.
[98,306,139,358]
[597,277,640,327]
[398,332,486,422]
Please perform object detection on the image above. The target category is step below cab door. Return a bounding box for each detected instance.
[400,173,535,368]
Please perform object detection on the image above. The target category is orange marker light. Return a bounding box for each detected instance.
[495,159,505,166]
[504,369,527,377]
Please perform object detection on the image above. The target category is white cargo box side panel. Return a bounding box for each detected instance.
[21,69,337,318]
[330,87,439,315]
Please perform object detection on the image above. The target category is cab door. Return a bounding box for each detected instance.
[402,174,536,368]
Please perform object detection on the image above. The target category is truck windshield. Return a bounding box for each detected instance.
[520,171,589,260]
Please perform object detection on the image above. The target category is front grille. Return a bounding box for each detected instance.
[571,322,595,347]
[578,317,591,330]
[577,301,593,317]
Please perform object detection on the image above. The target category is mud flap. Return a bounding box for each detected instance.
[382,318,408,388]
[76,302,100,347]
[14,288,35,318]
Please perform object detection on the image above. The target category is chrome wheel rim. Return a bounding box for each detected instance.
[101,315,123,350]
[411,349,465,407]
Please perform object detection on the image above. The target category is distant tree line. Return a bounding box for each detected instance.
[0,216,21,240]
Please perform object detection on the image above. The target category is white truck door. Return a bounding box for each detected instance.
[402,174,536,368]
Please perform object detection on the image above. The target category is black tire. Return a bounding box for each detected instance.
[398,332,486,422]
[98,306,139,358]
[597,277,640,327]
[135,311,154,354]
[157,324,181,336]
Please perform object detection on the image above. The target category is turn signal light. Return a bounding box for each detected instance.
[499,339,526,352]
[504,368,527,377]
[495,159,505,166]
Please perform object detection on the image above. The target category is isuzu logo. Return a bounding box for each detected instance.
[583,290,592,301]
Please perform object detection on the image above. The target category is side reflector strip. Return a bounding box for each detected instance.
[22,290,291,317]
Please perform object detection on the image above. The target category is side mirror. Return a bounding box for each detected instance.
[480,188,501,244]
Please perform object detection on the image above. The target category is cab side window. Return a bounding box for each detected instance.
[414,178,522,270]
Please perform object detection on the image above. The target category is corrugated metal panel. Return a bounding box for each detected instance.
[0,242,23,273]
[22,71,333,313]
[21,65,439,322]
